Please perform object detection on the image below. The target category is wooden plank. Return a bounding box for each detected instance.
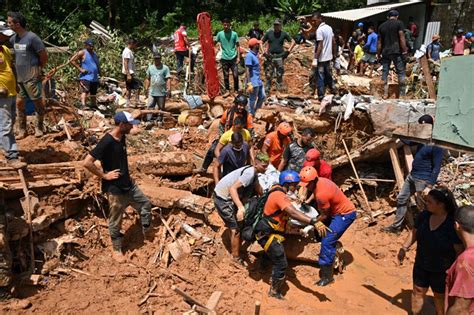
[419,55,437,100]
[389,145,405,190]
[402,145,414,174]
[205,291,223,311]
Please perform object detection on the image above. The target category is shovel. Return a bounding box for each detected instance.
[18,169,37,273]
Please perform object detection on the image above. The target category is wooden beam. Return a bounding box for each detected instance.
[389,145,405,190]
[402,145,414,174]
[419,55,437,100]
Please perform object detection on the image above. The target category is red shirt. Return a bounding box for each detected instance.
[303,159,333,181]
[445,246,474,313]
[313,177,355,216]
[174,27,188,52]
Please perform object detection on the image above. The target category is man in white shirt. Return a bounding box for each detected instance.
[122,38,141,105]
[312,11,337,101]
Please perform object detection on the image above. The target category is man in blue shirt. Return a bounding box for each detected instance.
[382,115,445,234]
[360,25,378,77]
[427,34,442,62]
[245,38,265,116]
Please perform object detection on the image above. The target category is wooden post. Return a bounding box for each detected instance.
[342,139,373,221]
[402,145,414,174]
[419,55,437,100]
[18,169,35,273]
[255,301,261,315]
[389,145,405,190]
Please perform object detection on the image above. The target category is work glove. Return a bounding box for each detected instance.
[397,247,407,264]
[314,221,332,238]
[246,82,254,94]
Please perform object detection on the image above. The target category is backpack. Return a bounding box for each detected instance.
[241,186,285,242]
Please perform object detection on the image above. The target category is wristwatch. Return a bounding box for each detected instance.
[310,218,317,225]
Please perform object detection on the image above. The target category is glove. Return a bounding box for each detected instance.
[314,221,332,238]
[397,247,407,264]
[246,83,254,94]
[422,187,431,197]
[236,205,245,222]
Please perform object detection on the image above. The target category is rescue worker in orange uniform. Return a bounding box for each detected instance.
[262,122,292,168]
[255,170,321,299]
[299,166,357,286]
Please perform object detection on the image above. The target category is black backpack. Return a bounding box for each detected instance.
[241,186,285,242]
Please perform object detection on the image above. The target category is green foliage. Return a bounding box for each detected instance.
[275,0,321,17]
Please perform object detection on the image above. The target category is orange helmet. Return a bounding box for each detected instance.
[277,122,292,136]
[299,166,318,186]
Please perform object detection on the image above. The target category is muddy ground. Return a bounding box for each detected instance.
[0,44,469,314]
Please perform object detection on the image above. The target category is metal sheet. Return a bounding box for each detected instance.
[433,56,474,149]
[424,21,441,46]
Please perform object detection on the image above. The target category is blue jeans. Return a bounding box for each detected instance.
[381,54,406,96]
[391,174,428,229]
[319,211,356,266]
[248,85,265,116]
[317,61,335,101]
[0,96,19,160]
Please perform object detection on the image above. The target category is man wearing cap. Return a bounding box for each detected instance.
[70,39,101,109]
[278,127,315,172]
[299,166,357,286]
[427,34,442,62]
[452,29,466,56]
[245,38,265,116]
[0,26,20,164]
[303,148,332,181]
[382,115,444,235]
[215,18,240,95]
[82,111,152,262]
[312,11,337,101]
[144,53,170,122]
[213,152,269,266]
[7,11,48,138]
[262,19,295,94]
[262,122,292,168]
[377,10,408,98]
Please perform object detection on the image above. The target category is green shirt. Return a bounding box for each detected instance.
[215,30,239,60]
[146,64,170,96]
[262,30,292,55]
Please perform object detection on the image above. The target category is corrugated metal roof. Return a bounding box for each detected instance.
[321,1,423,22]
[424,21,441,46]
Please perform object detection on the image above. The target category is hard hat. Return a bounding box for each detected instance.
[299,166,319,187]
[466,32,473,38]
[303,149,321,167]
[279,170,300,186]
[357,22,364,27]
[248,38,261,47]
[234,94,248,105]
[277,122,292,136]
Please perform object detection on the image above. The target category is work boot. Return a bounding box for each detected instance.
[316,265,334,287]
[0,286,12,301]
[268,277,285,300]
[34,108,45,137]
[16,111,27,139]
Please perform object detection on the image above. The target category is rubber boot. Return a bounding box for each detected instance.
[16,110,27,140]
[268,277,285,300]
[316,265,334,287]
[34,107,45,137]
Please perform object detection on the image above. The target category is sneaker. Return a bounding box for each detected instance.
[380,226,401,235]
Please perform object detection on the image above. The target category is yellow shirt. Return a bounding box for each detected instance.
[0,45,17,97]
[354,45,364,63]
[219,129,251,145]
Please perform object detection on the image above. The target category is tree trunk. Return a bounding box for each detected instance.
[108,0,117,29]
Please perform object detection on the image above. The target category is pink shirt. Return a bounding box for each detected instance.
[445,246,474,313]
[452,36,466,55]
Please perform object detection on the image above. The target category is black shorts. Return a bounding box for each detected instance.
[213,194,239,230]
[124,75,143,90]
[80,80,99,95]
[413,264,446,293]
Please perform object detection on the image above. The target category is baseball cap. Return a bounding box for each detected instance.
[0,27,14,37]
[466,32,473,38]
[114,111,140,125]
[457,28,464,34]
[357,22,364,27]
[84,39,94,46]
[273,18,282,25]
[153,52,162,59]
[248,38,261,47]
[388,10,399,17]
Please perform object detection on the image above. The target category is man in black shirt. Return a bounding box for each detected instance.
[83,111,152,262]
[262,19,295,94]
[247,21,263,40]
[377,10,408,98]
